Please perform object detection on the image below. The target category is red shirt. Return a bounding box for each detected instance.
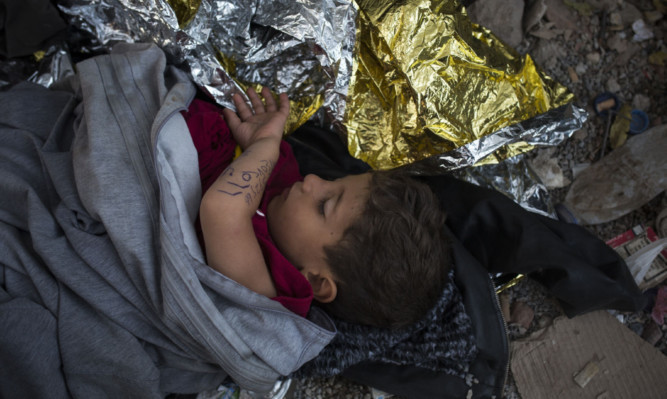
[182,98,313,317]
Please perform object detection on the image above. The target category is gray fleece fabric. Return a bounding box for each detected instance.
[0,43,335,398]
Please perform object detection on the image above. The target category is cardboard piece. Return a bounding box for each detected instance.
[511,310,667,399]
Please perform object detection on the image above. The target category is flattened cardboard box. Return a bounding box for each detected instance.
[511,310,667,399]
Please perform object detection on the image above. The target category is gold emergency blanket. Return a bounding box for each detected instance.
[346,0,573,169]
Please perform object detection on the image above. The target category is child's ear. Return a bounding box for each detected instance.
[306,271,337,303]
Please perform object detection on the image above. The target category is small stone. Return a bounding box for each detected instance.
[632,93,651,111]
[606,77,621,92]
[568,66,579,83]
[574,128,588,141]
[586,52,601,64]
[575,62,587,75]
[644,11,664,24]
[608,11,622,26]
[627,321,644,336]
[467,0,524,48]
[642,320,663,346]
[620,3,643,26]
[607,33,628,52]
[632,19,655,41]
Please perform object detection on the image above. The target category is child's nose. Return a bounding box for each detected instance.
[302,174,323,193]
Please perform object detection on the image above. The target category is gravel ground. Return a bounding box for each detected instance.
[292,0,667,398]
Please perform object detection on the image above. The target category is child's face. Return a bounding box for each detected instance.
[266,173,371,272]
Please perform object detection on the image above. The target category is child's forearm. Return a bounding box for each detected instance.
[202,137,280,219]
[198,88,288,297]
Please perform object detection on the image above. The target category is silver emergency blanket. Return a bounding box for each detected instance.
[405,104,588,216]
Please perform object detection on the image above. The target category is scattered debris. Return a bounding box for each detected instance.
[607,225,667,290]
[572,358,600,388]
[642,320,663,345]
[651,285,667,325]
[608,103,632,149]
[528,148,570,189]
[510,301,535,330]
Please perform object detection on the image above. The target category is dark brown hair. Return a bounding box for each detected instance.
[322,170,452,329]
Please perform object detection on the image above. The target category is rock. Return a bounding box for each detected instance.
[544,0,581,31]
[467,0,524,48]
[614,42,642,66]
[531,39,566,71]
[642,320,663,346]
[644,10,664,24]
[524,0,548,33]
[530,23,563,39]
[632,93,651,111]
[587,0,619,11]
[609,11,623,27]
[573,128,588,141]
[632,19,655,41]
[620,3,644,26]
[586,51,601,64]
[568,66,579,83]
[606,77,621,92]
[607,32,628,52]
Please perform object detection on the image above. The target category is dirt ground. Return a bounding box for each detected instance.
[291,0,667,397]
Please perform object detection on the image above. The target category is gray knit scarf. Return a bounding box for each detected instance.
[295,270,477,379]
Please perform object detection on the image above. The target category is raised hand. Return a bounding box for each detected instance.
[222,86,290,150]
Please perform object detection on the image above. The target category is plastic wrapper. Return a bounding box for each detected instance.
[53,0,584,211]
[29,44,75,88]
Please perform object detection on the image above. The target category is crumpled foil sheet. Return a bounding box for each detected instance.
[346,0,575,170]
[29,44,76,88]
[57,0,356,135]
[53,0,585,212]
[404,104,588,216]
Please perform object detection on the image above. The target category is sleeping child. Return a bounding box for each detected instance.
[187,86,451,329]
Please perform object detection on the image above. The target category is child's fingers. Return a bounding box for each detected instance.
[277,93,290,116]
[246,87,265,114]
[262,87,277,112]
[232,92,253,121]
[221,107,241,130]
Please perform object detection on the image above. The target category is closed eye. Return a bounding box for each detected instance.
[318,198,327,216]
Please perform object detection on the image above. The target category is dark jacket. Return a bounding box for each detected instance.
[288,122,645,399]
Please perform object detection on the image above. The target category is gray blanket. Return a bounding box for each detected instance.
[0,43,335,398]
